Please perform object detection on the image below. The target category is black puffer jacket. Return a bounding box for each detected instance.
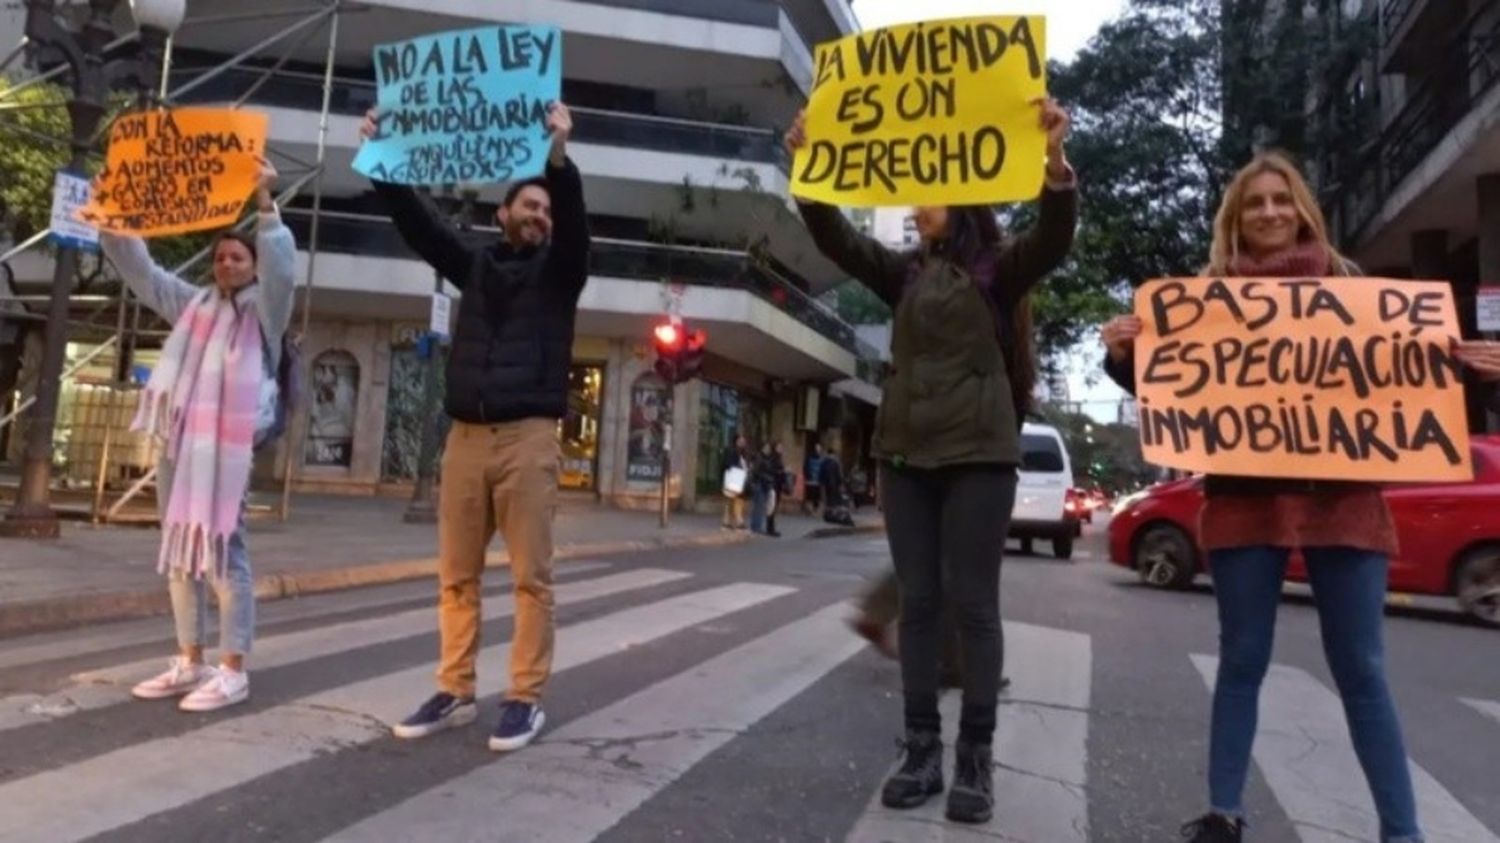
[373,159,590,423]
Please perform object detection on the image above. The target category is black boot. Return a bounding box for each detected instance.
[1180,814,1244,842]
[880,730,944,809]
[946,741,994,824]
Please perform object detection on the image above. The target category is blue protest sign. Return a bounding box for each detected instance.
[353,25,563,185]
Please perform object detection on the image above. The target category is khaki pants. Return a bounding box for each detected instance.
[722,495,745,528]
[437,419,558,702]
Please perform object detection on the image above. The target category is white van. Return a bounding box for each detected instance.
[1009,421,1080,559]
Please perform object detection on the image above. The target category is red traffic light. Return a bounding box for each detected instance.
[653,322,682,349]
[685,328,706,351]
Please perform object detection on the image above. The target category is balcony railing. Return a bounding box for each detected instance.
[1326,2,1500,245]
[277,208,859,355]
[167,66,784,166]
[1382,0,1423,50]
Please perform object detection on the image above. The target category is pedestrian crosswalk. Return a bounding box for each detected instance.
[0,561,1496,843]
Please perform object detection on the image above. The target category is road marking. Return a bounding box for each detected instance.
[846,621,1092,843]
[0,582,793,843]
[0,567,687,735]
[1460,697,1500,727]
[322,601,864,842]
[1191,656,1497,843]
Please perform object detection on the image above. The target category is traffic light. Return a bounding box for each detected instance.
[651,319,707,384]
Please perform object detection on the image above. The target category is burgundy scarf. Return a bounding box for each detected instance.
[1225,241,1333,278]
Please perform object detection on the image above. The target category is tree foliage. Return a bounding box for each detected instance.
[0,80,73,244]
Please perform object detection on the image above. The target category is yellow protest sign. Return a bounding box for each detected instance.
[790,15,1047,208]
[1133,276,1473,483]
[77,108,269,237]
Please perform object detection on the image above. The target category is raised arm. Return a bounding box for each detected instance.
[253,160,297,343]
[99,234,198,324]
[361,109,478,288]
[995,98,1079,306]
[541,103,591,302]
[1101,314,1142,396]
[795,200,907,308]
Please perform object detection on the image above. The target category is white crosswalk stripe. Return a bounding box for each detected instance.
[0,567,686,735]
[846,621,1092,843]
[1190,656,1499,843]
[322,601,865,843]
[1461,697,1500,727]
[2,555,1496,843]
[0,581,792,843]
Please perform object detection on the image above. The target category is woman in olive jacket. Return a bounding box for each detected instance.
[785,99,1076,825]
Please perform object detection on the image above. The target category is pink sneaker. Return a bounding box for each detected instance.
[131,657,213,700]
[179,667,250,712]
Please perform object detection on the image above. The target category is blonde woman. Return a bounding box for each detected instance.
[1101,152,1424,843]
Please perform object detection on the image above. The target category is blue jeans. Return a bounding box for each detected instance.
[1207,546,1421,842]
[158,459,256,656]
[749,485,770,533]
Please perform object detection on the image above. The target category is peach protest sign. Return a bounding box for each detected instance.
[1132,276,1472,482]
[77,108,268,237]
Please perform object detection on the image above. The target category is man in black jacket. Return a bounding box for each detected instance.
[359,103,588,752]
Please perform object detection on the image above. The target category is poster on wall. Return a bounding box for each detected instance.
[626,374,672,483]
[306,351,360,468]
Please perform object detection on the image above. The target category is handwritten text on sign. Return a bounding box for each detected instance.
[77,108,267,238]
[791,16,1047,208]
[1133,277,1472,483]
[353,25,562,186]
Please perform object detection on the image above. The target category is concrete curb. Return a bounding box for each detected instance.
[0,529,752,640]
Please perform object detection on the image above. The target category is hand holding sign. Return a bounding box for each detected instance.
[546,101,572,166]
[1032,96,1071,179]
[255,156,278,213]
[1101,314,1142,363]
[1453,339,1500,381]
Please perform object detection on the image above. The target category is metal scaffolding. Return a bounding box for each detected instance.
[0,0,347,523]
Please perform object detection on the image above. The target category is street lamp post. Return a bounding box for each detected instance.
[404,188,475,524]
[1,0,184,539]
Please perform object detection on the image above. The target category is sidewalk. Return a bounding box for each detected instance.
[0,494,883,638]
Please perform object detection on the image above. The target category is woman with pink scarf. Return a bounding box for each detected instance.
[101,159,296,712]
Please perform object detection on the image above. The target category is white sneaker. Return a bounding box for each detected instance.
[179,667,249,712]
[131,657,213,700]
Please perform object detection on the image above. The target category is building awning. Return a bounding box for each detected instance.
[829,378,882,407]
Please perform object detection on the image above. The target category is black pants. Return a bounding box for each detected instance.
[881,462,1016,745]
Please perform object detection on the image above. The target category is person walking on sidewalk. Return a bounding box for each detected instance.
[749,440,781,536]
[786,98,1077,825]
[802,441,826,515]
[1102,151,1425,843]
[359,102,589,752]
[108,158,296,713]
[721,433,750,529]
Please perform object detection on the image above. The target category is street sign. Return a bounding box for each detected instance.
[429,293,452,338]
[50,170,99,252]
[1477,287,1500,332]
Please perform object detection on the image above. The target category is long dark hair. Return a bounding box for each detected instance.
[925,206,1038,420]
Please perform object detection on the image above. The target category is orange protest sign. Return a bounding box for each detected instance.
[1133,276,1472,483]
[77,108,268,238]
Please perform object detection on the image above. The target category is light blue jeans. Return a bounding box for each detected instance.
[157,459,255,656]
[1207,546,1421,843]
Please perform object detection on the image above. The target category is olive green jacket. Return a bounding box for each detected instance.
[798,185,1078,467]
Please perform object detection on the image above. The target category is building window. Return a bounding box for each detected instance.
[305,350,359,468]
[559,364,603,491]
[625,373,672,484]
[696,382,769,496]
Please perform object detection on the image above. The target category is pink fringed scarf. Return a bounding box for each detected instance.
[134,287,263,579]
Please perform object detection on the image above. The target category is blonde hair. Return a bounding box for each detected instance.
[1206,150,1352,276]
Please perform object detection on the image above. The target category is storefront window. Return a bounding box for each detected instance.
[305,350,359,468]
[558,364,603,491]
[696,381,768,496]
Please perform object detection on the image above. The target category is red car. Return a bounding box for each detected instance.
[1108,435,1500,626]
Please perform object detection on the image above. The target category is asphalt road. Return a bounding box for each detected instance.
[0,518,1495,842]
